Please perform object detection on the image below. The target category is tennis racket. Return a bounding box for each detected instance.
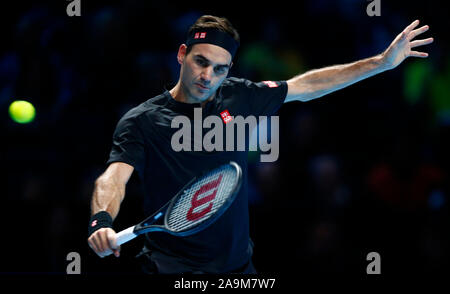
[115,161,242,246]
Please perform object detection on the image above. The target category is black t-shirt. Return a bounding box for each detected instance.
[107,77,288,273]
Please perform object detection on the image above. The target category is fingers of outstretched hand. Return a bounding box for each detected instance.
[410,51,429,58]
[404,20,420,34]
[410,38,434,48]
[408,25,430,40]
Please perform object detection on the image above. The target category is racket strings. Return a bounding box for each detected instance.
[166,166,238,232]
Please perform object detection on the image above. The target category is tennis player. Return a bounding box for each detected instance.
[87,15,433,274]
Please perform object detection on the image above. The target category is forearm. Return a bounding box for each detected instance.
[91,174,126,220]
[286,54,388,102]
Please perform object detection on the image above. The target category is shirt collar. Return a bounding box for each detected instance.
[162,86,217,115]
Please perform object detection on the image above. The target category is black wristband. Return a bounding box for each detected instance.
[88,211,113,237]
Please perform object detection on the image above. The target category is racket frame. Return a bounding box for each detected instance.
[132,161,242,237]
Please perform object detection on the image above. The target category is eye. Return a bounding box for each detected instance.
[214,66,227,75]
[195,58,208,67]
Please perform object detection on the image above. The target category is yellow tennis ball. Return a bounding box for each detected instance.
[9,100,36,124]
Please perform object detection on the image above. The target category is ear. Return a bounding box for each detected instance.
[177,44,188,65]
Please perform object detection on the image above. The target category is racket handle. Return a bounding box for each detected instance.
[116,226,138,246]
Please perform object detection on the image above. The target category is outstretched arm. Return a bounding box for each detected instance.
[285,20,434,103]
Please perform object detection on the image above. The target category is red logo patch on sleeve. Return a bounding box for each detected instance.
[262,81,279,88]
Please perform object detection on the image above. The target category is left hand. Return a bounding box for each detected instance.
[381,20,434,70]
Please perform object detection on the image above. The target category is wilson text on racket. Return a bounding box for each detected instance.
[174,278,276,290]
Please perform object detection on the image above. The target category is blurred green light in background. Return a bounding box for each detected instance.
[403,60,432,105]
[404,58,450,126]
[430,58,450,126]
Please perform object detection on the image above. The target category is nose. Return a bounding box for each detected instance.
[200,66,213,84]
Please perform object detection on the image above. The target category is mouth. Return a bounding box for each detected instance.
[195,83,210,91]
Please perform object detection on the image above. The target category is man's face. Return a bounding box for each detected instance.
[178,43,232,103]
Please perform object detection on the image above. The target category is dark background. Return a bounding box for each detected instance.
[0,0,449,280]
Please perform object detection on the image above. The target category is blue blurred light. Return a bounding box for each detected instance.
[428,189,445,210]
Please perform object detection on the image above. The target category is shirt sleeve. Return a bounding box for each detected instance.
[107,113,146,178]
[240,79,288,117]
